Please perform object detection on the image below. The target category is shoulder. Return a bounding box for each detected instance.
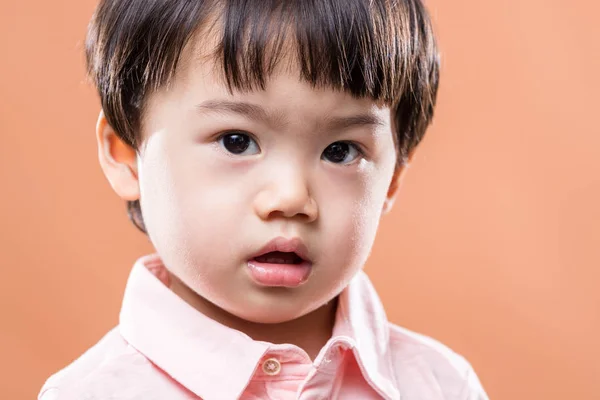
[387,323,489,400]
[37,327,181,400]
[38,327,125,398]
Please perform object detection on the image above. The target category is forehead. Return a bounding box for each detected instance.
[167,30,388,115]
[162,56,390,135]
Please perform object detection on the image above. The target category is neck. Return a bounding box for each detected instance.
[169,273,338,360]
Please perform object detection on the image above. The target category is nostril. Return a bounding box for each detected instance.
[253,187,318,223]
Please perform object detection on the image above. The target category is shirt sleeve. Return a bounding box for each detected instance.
[460,361,489,400]
[38,387,59,400]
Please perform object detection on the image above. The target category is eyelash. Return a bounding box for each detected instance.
[216,130,366,164]
[345,142,365,156]
[325,141,365,164]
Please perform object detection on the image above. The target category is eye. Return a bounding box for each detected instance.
[218,132,260,156]
[322,141,363,164]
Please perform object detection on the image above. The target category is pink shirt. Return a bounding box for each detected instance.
[39,254,488,399]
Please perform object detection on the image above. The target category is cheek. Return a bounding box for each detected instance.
[327,198,381,261]
[137,137,246,265]
[318,168,389,267]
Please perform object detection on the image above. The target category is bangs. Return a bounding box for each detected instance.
[214,0,409,104]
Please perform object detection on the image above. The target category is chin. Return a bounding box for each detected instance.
[240,313,297,325]
[228,300,315,325]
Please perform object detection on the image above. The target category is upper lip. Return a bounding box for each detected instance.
[250,236,311,263]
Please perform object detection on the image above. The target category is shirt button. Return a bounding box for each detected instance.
[262,358,281,376]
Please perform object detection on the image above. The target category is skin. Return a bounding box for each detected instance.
[96,43,413,360]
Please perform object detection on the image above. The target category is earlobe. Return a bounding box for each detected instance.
[96,111,140,201]
[382,151,416,214]
[382,171,400,215]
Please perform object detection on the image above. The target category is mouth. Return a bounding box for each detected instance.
[247,237,313,288]
[250,236,311,263]
[252,251,305,265]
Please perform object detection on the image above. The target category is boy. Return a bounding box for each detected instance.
[39,0,489,399]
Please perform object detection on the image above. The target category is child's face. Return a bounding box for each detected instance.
[100,51,404,324]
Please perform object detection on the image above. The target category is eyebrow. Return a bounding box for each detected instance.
[195,100,285,127]
[195,100,385,132]
[321,113,385,131]
[196,100,270,121]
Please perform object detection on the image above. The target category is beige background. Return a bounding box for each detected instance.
[1,1,599,399]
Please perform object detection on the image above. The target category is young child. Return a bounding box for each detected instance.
[39,0,489,399]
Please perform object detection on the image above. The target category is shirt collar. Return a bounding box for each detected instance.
[119,254,269,399]
[120,254,398,400]
[333,270,399,399]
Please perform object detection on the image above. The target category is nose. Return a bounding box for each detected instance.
[253,168,318,223]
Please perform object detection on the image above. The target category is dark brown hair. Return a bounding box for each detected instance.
[85,0,440,233]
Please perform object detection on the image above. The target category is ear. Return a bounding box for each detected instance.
[382,151,416,214]
[96,111,140,201]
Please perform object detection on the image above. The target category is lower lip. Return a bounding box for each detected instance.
[246,260,312,288]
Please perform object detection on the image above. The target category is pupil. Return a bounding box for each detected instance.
[324,142,349,163]
[224,134,250,154]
